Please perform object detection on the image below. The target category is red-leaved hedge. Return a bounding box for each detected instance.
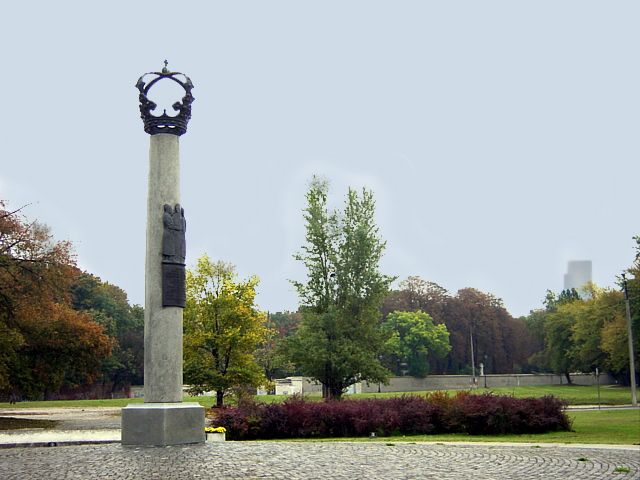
[212,392,571,440]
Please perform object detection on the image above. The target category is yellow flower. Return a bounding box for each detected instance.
[205,426,227,433]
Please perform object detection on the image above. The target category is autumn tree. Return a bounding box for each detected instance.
[71,273,144,393]
[528,275,640,384]
[0,202,112,399]
[384,279,537,375]
[570,280,638,382]
[600,290,637,378]
[381,311,451,377]
[596,238,639,382]
[183,255,270,407]
[619,236,640,380]
[381,276,449,323]
[14,303,113,398]
[288,178,393,399]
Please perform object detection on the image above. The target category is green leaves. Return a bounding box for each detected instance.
[71,272,144,391]
[183,255,269,406]
[381,311,451,377]
[290,179,392,399]
[536,283,636,381]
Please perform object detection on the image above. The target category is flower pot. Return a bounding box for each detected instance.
[206,432,226,442]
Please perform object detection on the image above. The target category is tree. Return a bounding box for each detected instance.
[523,309,550,372]
[183,255,269,407]
[568,285,616,374]
[381,277,449,322]
[543,305,576,384]
[525,289,584,378]
[530,281,637,383]
[0,202,73,391]
[289,178,393,399]
[255,311,301,387]
[0,201,112,399]
[14,302,113,399]
[436,288,536,375]
[382,278,538,375]
[71,273,144,393]
[601,303,634,375]
[543,288,581,311]
[622,236,640,380]
[381,311,451,377]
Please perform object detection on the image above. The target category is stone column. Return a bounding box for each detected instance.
[144,133,183,403]
[122,64,204,446]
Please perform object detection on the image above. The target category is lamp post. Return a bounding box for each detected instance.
[595,367,601,410]
[483,354,488,388]
[621,273,638,406]
[470,327,476,388]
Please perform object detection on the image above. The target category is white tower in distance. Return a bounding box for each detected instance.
[564,260,592,292]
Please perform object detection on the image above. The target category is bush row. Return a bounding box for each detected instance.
[212,392,571,440]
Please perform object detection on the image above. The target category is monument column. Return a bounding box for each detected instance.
[122,62,205,446]
[145,133,182,402]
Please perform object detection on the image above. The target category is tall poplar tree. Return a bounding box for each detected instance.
[289,178,393,399]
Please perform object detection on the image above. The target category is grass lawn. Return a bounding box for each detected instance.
[0,385,634,409]
[464,385,634,406]
[351,384,634,405]
[279,410,640,445]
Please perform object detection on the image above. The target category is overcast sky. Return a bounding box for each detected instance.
[2,1,638,317]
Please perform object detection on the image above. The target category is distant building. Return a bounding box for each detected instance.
[564,260,592,292]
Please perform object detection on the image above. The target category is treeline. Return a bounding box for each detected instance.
[265,264,639,383]
[3,192,638,402]
[382,277,536,375]
[248,179,544,399]
[0,202,143,401]
[253,179,638,396]
[262,278,538,379]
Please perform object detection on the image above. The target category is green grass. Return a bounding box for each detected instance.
[0,384,634,409]
[463,385,634,406]
[350,385,634,406]
[276,410,640,445]
[226,385,635,406]
[614,466,631,473]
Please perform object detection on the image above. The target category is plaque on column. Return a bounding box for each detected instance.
[161,203,186,308]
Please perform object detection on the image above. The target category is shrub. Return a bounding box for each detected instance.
[212,392,571,440]
[458,393,571,435]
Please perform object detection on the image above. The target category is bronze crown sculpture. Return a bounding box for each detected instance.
[136,60,195,136]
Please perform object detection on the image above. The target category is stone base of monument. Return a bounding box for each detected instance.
[121,403,205,446]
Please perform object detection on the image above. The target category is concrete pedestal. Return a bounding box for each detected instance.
[121,403,205,446]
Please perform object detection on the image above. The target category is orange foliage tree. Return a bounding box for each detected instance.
[0,201,112,400]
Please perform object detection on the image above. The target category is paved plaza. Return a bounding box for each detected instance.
[1,441,638,479]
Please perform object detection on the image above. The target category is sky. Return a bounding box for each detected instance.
[1,1,638,318]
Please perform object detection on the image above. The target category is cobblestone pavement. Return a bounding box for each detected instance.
[0,442,639,479]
